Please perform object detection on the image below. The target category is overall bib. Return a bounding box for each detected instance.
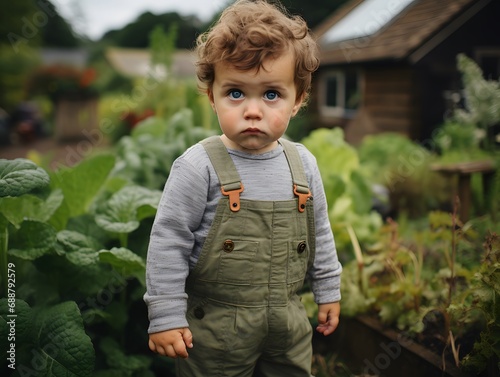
[177,136,316,377]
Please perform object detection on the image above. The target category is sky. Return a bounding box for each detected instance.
[53,0,229,40]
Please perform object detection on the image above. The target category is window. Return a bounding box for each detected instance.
[320,70,361,118]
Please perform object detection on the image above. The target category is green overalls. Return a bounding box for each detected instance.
[178,136,316,377]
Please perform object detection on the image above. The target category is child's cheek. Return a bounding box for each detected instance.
[219,110,237,127]
[271,110,291,128]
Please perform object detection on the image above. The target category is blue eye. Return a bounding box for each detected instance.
[264,91,279,101]
[229,90,243,99]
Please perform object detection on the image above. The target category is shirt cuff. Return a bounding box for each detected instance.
[144,294,189,334]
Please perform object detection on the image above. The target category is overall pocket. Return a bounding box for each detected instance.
[216,239,258,284]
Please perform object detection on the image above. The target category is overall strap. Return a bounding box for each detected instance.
[201,136,244,212]
[279,138,312,213]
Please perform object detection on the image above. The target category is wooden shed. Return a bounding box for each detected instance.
[312,0,500,144]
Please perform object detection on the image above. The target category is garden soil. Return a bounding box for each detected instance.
[0,135,110,169]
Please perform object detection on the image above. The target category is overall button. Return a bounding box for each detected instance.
[297,241,307,254]
[223,240,234,253]
[194,307,205,319]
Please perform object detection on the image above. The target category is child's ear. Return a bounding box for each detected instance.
[207,89,216,113]
[291,94,305,116]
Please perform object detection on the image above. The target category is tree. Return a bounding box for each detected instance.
[0,0,80,112]
[101,12,203,50]
[0,0,40,48]
[1,0,79,49]
[0,0,41,112]
[37,0,80,48]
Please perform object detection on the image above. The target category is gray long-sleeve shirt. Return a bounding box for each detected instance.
[144,139,342,334]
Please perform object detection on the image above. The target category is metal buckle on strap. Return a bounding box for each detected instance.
[293,184,311,213]
[221,184,244,212]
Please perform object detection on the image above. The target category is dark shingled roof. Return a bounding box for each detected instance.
[315,0,490,64]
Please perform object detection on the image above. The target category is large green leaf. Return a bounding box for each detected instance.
[32,301,95,376]
[99,247,146,285]
[55,230,101,266]
[95,186,162,234]
[131,116,168,139]
[349,170,373,214]
[302,128,359,181]
[66,214,111,245]
[9,220,57,260]
[2,301,95,376]
[168,108,194,139]
[50,154,115,218]
[95,215,139,235]
[0,189,63,228]
[0,158,50,197]
[322,173,346,208]
[0,299,33,352]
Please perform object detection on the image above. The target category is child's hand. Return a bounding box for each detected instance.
[148,328,193,358]
[316,302,340,336]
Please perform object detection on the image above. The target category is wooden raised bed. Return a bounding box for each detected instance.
[313,315,476,377]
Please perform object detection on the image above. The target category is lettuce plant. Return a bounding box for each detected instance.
[301,127,382,256]
[0,155,164,375]
[0,159,96,375]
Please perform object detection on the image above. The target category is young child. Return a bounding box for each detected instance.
[144,0,342,375]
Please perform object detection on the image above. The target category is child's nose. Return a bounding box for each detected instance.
[243,99,263,120]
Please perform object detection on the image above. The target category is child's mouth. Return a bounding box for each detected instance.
[243,128,262,134]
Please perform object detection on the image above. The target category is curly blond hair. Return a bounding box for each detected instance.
[195,0,320,103]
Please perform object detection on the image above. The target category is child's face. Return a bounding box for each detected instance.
[208,50,303,154]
